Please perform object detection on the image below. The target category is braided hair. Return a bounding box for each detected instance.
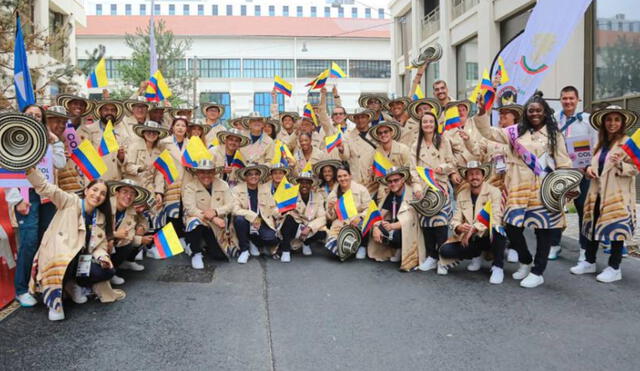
[518,91,559,159]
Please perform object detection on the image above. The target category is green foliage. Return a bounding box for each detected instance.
[595,35,640,100]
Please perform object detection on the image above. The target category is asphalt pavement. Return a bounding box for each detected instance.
[1,233,640,371]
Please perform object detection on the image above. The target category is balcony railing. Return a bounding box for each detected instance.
[451,0,479,20]
[422,7,440,40]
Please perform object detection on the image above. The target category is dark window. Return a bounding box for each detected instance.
[200,93,231,120]
[79,59,132,80]
[212,5,218,16]
[255,5,261,16]
[311,7,317,17]
[167,59,188,77]
[226,5,232,16]
[338,7,344,18]
[198,5,204,16]
[110,4,117,15]
[254,93,284,117]
[125,4,131,16]
[378,8,385,19]
[139,4,146,15]
[307,92,336,113]
[365,8,371,18]
[96,4,102,15]
[243,59,295,78]
[197,59,241,78]
[297,60,347,78]
[297,6,303,17]
[241,5,246,16]
[352,8,358,18]
[183,4,190,15]
[154,4,160,15]
[269,5,275,16]
[283,6,289,16]
[324,7,331,17]
[349,60,391,78]
[169,4,175,15]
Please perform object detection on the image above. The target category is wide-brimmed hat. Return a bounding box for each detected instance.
[358,93,389,108]
[186,159,218,174]
[123,96,150,114]
[384,97,412,111]
[188,119,212,135]
[409,187,447,217]
[241,112,267,129]
[347,108,374,123]
[148,102,166,112]
[279,112,300,124]
[216,128,249,147]
[93,100,125,123]
[169,104,193,119]
[407,98,442,121]
[377,166,411,186]
[336,225,362,261]
[445,99,472,114]
[494,104,524,120]
[45,106,71,120]
[589,105,639,131]
[312,159,343,178]
[458,160,491,179]
[228,116,246,129]
[265,119,281,136]
[201,102,225,118]
[268,162,291,177]
[292,171,321,187]
[56,94,94,117]
[107,179,151,206]
[237,163,270,182]
[368,121,401,142]
[0,113,48,171]
[133,120,169,139]
[540,169,583,214]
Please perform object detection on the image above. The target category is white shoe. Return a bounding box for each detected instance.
[437,264,448,275]
[490,266,504,284]
[48,308,65,321]
[120,261,145,272]
[237,250,250,264]
[520,273,544,288]
[390,249,401,263]
[281,251,291,263]
[418,257,438,272]
[110,275,125,285]
[467,256,482,272]
[507,249,518,263]
[548,245,562,260]
[191,253,204,270]
[355,246,367,260]
[512,264,531,280]
[134,249,144,261]
[302,244,312,256]
[570,261,596,275]
[67,282,87,304]
[249,243,260,256]
[182,239,192,256]
[596,266,622,283]
[578,248,586,262]
[16,292,37,307]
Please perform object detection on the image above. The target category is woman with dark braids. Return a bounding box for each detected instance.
[474,92,572,288]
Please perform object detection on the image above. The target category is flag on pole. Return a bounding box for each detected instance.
[273,75,292,97]
[622,128,640,171]
[86,58,109,88]
[230,150,246,168]
[335,189,358,221]
[415,166,440,191]
[154,149,180,184]
[70,140,108,181]
[181,136,212,167]
[325,132,342,153]
[97,120,119,156]
[360,200,382,236]
[330,62,347,78]
[372,152,394,177]
[306,69,330,90]
[13,15,35,111]
[303,103,319,126]
[153,222,184,259]
[145,70,172,102]
[495,56,510,84]
[273,176,299,213]
[149,0,158,76]
[412,84,425,100]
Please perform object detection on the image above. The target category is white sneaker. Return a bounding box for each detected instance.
[506,249,519,263]
[237,250,250,264]
[355,246,367,260]
[191,253,204,270]
[67,282,87,304]
[48,308,65,321]
[134,249,144,261]
[596,266,622,283]
[520,273,544,288]
[490,266,504,284]
[302,244,312,256]
[467,256,482,272]
[548,245,562,260]
[512,264,531,280]
[120,261,145,272]
[390,249,401,262]
[418,257,438,272]
[570,261,596,275]
[578,248,586,262]
[437,264,448,275]
[281,251,291,263]
[110,275,125,285]
[16,292,37,307]
[249,243,260,256]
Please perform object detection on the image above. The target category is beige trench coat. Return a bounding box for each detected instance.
[325,181,372,240]
[76,120,125,181]
[231,182,282,231]
[340,128,377,193]
[122,140,165,195]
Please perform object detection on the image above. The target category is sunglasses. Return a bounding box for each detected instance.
[377,129,392,135]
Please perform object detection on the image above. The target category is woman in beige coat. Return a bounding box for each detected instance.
[570,106,638,283]
[26,168,122,321]
[160,116,190,233]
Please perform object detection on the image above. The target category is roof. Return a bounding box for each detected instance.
[77,16,391,38]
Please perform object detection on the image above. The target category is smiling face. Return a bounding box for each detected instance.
[458,104,468,120]
[245,169,261,187]
[299,134,312,152]
[249,119,264,135]
[433,82,448,102]
[24,106,43,122]
[416,103,434,118]
[465,168,485,188]
[143,130,159,144]
[386,174,405,193]
[225,135,241,152]
[354,114,370,130]
[332,107,346,124]
[271,169,286,184]
[421,114,436,135]
[299,179,313,195]
[206,106,220,121]
[375,125,393,144]
[336,168,351,189]
[68,99,88,117]
[321,165,336,183]
[116,186,136,210]
[560,90,578,114]
[604,112,624,136]
[84,182,108,209]
[389,101,405,116]
[264,124,274,137]
[526,102,545,128]
[196,169,216,187]
[47,116,66,138]
[282,116,295,130]
[172,119,188,137]
[132,104,148,121]
[189,125,204,139]
[498,110,517,128]
[367,98,382,112]
[99,104,118,123]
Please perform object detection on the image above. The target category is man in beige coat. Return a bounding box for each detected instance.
[340,108,377,193]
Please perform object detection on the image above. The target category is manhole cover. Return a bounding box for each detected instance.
[157,265,215,283]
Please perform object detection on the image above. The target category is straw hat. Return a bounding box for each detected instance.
[279,112,300,124]
[358,93,389,108]
[45,106,71,120]
[312,159,343,178]
[384,97,412,111]
[236,163,270,182]
[216,128,250,147]
[589,105,639,131]
[494,104,524,120]
[368,121,401,142]
[268,162,291,177]
[292,171,321,187]
[347,108,375,123]
[107,179,151,206]
[56,94,94,117]
[201,102,226,118]
[169,104,193,119]
[377,166,411,186]
[93,100,125,123]
[241,112,267,129]
[265,118,281,136]
[186,159,219,174]
[458,160,491,179]
[407,98,442,121]
[188,119,212,135]
[133,120,170,139]
[123,96,150,114]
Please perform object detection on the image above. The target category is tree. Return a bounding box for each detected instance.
[595,35,640,100]
[118,19,193,106]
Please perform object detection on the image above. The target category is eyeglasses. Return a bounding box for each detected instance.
[377,129,392,135]
[332,112,346,116]
[387,177,403,184]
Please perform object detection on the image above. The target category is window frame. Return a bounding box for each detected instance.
[254,92,284,117]
[199,92,232,120]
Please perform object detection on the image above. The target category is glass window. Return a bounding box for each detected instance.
[307,92,336,113]
[200,93,231,120]
[226,5,232,16]
[198,59,241,78]
[426,61,440,91]
[365,8,371,18]
[378,8,385,19]
[110,4,117,15]
[283,6,289,16]
[125,4,131,16]
[198,5,204,16]
[255,5,261,16]
[105,59,131,79]
[325,7,331,17]
[352,8,358,18]
[297,60,347,78]
[243,59,295,78]
[297,6,303,17]
[140,4,146,15]
[183,4,189,16]
[269,6,275,16]
[311,6,317,17]
[154,4,160,15]
[349,60,391,78]
[500,7,532,47]
[169,4,175,15]
[254,93,284,117]
[338,7,344,18]
[456,37,478,99]
[167,59,188,77]
[594,0,640,100]
[96,4,102,15]
[212,5,218,16]
[241,5,246,16]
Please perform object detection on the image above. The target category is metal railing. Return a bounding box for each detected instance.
[451,0,479,20]
[422,7,440,40]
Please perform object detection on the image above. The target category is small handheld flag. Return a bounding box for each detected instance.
[416,166,439,191]
[301,161,313,173]
[154,149,180,185]
[303,103,319,126]
[145,70,172,102]
[181,136,213,167]
[444,106,462,132]
[98,120,119,156]
[335,189,359,221]
[274,176,300,213]
[479,69,496,111]
[210,137,220,148]
[495,56,510,85]
[622,128,640,171]
[372,152,394,177]
[230,150,246,168]
[153,222,184,259]
[330,62,346,78]
[274,75,292,97]
[477,200,491,229]
[325,132,342,153]
[360,200,382,236]
[412,85,425,100]
[70,140,108,181]
[306,69,330,90]
[86,58,109,88]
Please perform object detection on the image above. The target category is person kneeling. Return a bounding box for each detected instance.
[438,162,506,284]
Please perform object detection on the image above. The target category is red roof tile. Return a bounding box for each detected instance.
[77,16,391,38]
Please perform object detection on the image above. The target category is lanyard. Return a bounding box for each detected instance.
[560,111,583,134]
[115,210,126,229]
[391,188,405,221]
[81,200,98,251]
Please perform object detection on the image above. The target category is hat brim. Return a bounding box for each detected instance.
[408,98,442,121]
[493,104,524,119]
[241,116,267,129]
[236,164,270,182]
[133,124,170,140]
[590,108,638,131]
[312,159,343,178]
[169,108,193,119]
[93,100,125,123]
[188,123,212,135]
[347,110,374,123]
[368,121,401,142]
[378,167,411,186]
[384,97,412,111]
[201,103,225,118]
[217,131,250,147]
[186,165,220,174]
[107,180,151,206]
[56,94,95,118]
[458,164,492,179]
[292,175,321,187]
[45,111,71,120]
[269,166,291,177]
[358,94,389,108]
[0,113,48,171]
[123,99,150,114]
[279,112,300,124]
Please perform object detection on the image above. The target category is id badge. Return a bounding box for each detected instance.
[494,154,506,174]
[76,254,92,277]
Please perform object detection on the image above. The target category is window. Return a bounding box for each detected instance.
[168,59,188,77]
[283,6,289,16]
[140,4,146,15]
[49,10,65,60]
[465,62,478,82]
[307,92,336,113]
[378,8,385,19]
[352,8,358,18]
[226,5,232,16]
[198,5,204,15]
[311,7,317,17]
[125,4,131,16]
[110,4,117,15]
[254,93,284,117]
[241,5,246,16]
[198,59,241,78]
[243,59,295,78]
[183,4,190,15]
[96,4,102,15]
[297,60,347,78]
[499,7,532,46]
[212,5,218,15]
[269,6,275,16]
[338,7,344,18]
[154,4,160,15]
[349,60,391,78]
[365,8,371,18]
[105,59,131,79]
[324,7,331,17]
[456,37,478,99]
[255,5,261,16]
[200,93,231,120]
[169,4,175,15]
[297,6,303,17]
[426,61,440,93]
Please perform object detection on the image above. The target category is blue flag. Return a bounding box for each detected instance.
[14,15,35,111]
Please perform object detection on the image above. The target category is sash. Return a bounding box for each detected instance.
[559,112,583,133]
[503,125,551,177]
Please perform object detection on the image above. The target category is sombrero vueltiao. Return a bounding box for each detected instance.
[312,159,343,178]
[377,166,411,186]
[169,104,193,119]
[201,102,226,119]
[493,104,524,120]
[358,93,389,109]
[384,97,412,111]
[268,162,291,177]
[265,118,282,136]
[228,116,247,129]
[589,105,639,132]
[236,163,270,182]
[347,108,374,123]
[188,119,212,136]
[123,96,151,114]
[336,225,362,261]
[56,94,95,117]
[291,171,321,187]
[45,106,72,120]
[458,160,492,179]
[133,120,170,140]
[540,169,583,214]
[445,99,472,114]
[186,159,220,174]
[368,121,402,142]
[241,112,268,129]
[0,113,48,171]
[408,187,446,217]
[107,179,151,206]
[93,100,125,123]
[216,128,250,147]
[279,112,300,124]
[407,98,442,121]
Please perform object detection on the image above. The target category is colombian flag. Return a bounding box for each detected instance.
[145,70,172,102]
[416,166,439,191]
[181,136,212,168]
[306,69,330,90]
[154,149,180,185]
[325,132,342,153]
[372,151,394,177]
[274,75,292,97]
[273,139,294,166]
[330,62,346,78]
[412,85,425,100]
[70,140,108,181]
[301,161,312,173]
[444,106,462,131]
[230,150,246,168]
[479,69,496,111]
[97,120,119,156]
[361,200,382,236]
[303,103,319,126]
[86,58,109,88]
[335,189,358,221]
[495,56,510,84]
[274,176,299,213]
[622,128,640,171]
[477,200,491,229]
[153,222,184,259]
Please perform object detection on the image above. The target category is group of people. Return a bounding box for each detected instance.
[5,71,638,322]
